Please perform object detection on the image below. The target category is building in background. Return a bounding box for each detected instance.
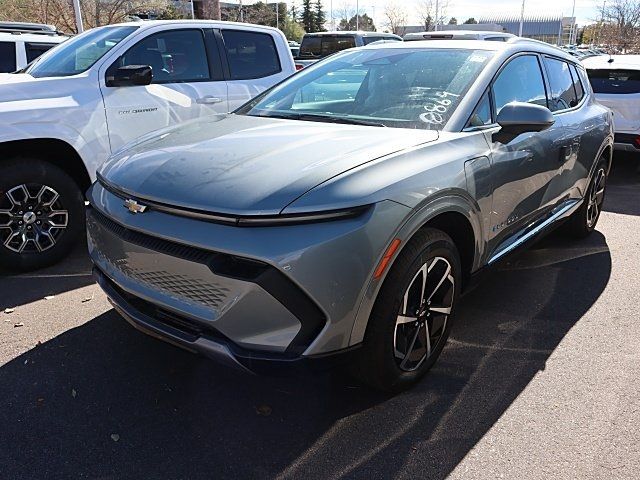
[478,16,576,45]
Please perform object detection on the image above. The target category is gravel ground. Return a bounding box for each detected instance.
[1,154,638,480]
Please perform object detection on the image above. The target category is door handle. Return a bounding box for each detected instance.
[196,96,223,105]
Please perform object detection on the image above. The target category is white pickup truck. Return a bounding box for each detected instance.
[0,20,295,271]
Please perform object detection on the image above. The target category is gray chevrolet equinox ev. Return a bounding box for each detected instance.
[88,39,613,391]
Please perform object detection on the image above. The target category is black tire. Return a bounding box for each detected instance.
[352,228,462,392]
[563,157,608,239]
[0,158,85,272]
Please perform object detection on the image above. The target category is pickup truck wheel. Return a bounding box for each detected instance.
[0,159,84,272]
[564,157,608,239]
[352,228,461,392]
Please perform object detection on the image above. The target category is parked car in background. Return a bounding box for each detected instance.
[294,31,402,69]
[583,55,640,154]
[0,20,295,271]
[0,22,67,73]
[404,30,514,42]
[88,38,612,392]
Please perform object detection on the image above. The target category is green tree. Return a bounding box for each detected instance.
[448,17,457,25]
[313,0,326,32]
[463,17,477,24]
[281,16,306,41]
[301,0,315,32]
[338,13,376,31]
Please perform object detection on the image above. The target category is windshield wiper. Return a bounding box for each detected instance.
[261,112,386,127]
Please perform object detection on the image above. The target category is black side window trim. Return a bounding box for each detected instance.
[106,28,221,86]
[219,29,282,81]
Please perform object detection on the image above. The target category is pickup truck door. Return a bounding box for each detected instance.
[99,27,228,152]
[483,54,564,261]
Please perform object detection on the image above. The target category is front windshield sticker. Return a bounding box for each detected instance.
[419,91,460,125]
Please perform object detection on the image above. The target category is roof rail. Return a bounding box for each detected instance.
[0,22,63,36]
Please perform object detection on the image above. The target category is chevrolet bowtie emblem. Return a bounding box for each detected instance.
[124,199,147,214]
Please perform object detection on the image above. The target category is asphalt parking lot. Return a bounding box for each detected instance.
[1,154,639,480]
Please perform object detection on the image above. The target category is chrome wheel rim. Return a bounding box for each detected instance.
[587,167,606,228]
[0,184,68,253]
[394,256,455,372]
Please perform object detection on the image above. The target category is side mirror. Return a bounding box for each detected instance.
[493,102,555,143]
[106,65,152,87]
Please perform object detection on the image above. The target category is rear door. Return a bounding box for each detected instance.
[218,28,290,111]
[100,26,228,152]
[483,53,565,256]
[542,57,601,202]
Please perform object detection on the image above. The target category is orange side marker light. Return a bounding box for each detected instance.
[374,239,402,279]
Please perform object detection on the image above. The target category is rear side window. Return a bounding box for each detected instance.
[0,41,16,72]
[300,35,356,58]
[222,30,281,80]
[25,42,56,63]
[587,69,640,94]
[544,57,578,111]
[569,64,585,101]
[493,55,547,114]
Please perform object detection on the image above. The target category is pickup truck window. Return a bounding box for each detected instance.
[222,30,281,80]
[299,35,356,58]
[0,41,16,72]
[27,25,137,78]
[25,42,56,64]
[120,29,210,83]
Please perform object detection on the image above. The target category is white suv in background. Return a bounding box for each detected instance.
[0,22,67,73]
[0,20,295,271]
[583,55,640,154]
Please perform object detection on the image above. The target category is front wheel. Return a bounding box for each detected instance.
[0,159,85,272]
[352,228,461,392]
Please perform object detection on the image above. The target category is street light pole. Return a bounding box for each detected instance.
[190,0,195,20]
[570,0,577,44]
[72,0,83,33]
[519,0,525,37]
[434,0,439,31]
[356,0,359,30]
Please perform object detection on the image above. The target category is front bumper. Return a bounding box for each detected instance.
[87,182,410,360]
[94,266,359,374]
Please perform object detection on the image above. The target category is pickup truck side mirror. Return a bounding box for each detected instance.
[106,65,152,87]
[493,102,555,143]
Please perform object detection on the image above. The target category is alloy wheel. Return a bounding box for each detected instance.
[587,167,606,228]
[394,256,455,372]
[0,184,69,253]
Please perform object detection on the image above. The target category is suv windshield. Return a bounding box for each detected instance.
[238,48,494,130]
[299,35,357,58]
[26,25,137,78]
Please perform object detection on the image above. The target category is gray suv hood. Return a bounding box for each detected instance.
[99,114,438,215]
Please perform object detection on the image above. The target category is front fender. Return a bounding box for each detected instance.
[348,192,483,346]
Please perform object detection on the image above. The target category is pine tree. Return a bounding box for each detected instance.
[314,0,326,32]
[301,0,315,33]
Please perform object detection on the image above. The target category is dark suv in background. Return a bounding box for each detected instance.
[294,31,402,69]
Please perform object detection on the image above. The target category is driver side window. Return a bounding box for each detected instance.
[492,55,548,114]
[119,29,211,84]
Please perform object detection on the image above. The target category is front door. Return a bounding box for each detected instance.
[100,27,228,152]
[485,54,564,258]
